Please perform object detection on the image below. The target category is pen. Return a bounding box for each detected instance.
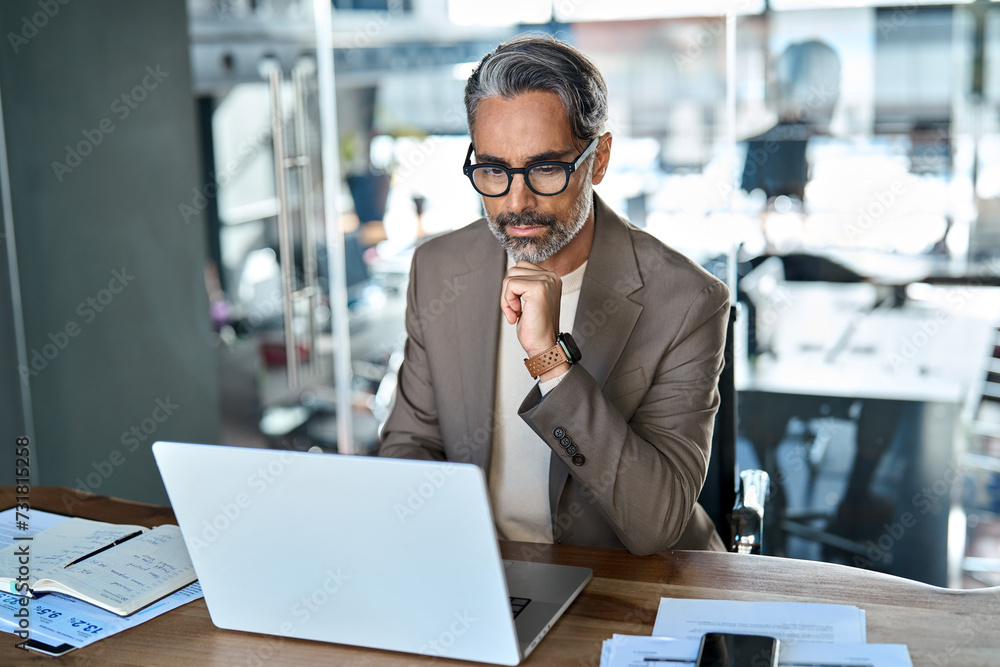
[63,530,144,568]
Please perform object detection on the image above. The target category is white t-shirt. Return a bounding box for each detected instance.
[488,258,587,543]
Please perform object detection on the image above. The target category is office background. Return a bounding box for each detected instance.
[1,0,998,589]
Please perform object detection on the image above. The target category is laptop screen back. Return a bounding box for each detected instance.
[153,442,521,665]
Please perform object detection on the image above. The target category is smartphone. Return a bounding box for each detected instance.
[695,632,779,667]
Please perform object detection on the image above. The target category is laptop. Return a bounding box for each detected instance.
[152,441,592,665]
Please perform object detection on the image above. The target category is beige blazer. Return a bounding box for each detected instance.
[380,194,729,554]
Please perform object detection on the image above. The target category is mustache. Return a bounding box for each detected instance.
[495,210,557,229]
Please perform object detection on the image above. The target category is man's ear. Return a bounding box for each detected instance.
[591,132,612,185]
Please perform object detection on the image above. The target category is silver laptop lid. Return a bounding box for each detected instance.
[153,442,521,665]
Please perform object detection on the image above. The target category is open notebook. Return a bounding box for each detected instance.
[0,518,195,616]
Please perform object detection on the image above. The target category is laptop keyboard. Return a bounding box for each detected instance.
[509,597,531,618]
[503,562,531,617]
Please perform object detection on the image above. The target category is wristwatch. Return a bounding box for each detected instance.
[524,332,582,379]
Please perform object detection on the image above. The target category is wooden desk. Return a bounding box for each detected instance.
[2,487,998,666]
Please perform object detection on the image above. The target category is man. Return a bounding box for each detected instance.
[740,39,841,204]
[379,34,729,555]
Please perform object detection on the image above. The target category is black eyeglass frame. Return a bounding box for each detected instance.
[462,137,600,197]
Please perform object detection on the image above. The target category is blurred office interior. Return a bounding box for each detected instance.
[2,0,999,588]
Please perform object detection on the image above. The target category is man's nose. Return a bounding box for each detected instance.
[505,172,537,212]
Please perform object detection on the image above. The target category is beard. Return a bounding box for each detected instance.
[485,180,593,264]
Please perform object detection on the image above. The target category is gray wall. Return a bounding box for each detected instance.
[0,1,220,503]
[0,165,31,485]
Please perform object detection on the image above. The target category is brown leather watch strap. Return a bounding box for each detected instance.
[524,341,569,379]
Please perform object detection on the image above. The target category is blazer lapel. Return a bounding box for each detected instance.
[453,223,506,473]
[574,194,644,386]
[550,194,644,521]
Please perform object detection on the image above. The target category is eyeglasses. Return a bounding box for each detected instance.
[462,137,599,197]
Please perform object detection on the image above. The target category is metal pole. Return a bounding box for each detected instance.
[724,10,741,502]
[293,61,320,380]
[267,66,300,389]
[0,76,38,482]
[314,0,355,454]
[726,10,739,303]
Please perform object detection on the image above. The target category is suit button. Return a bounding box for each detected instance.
[552,427,566,439]
[571,454,586,466]
[559,437,572,448]
[566,444,578,456]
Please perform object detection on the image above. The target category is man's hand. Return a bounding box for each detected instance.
[501,260,561,358]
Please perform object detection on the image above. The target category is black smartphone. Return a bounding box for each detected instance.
[695,632,779,667]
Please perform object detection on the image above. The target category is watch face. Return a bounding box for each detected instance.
[558,333,582,362]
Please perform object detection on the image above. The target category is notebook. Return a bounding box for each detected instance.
[152,441,592,665]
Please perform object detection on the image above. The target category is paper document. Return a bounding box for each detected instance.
[600,635,912,667]
[652,598,866,644]
[0,508,203,653]
[0,581,203,650]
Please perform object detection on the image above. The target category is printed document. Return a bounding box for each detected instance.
[600,635,913,667]
[652,598,867,643]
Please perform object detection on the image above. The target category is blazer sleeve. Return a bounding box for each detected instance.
[518,280,730,556]
[378,249,447,461]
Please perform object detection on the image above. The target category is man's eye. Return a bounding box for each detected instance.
[480,167,506,178]
[530,165,561,176]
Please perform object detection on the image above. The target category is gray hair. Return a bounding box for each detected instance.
[464,34,608,145]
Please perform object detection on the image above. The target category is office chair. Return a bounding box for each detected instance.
[699,305,771,554]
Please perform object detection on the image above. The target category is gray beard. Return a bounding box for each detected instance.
[485,182,592,263]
